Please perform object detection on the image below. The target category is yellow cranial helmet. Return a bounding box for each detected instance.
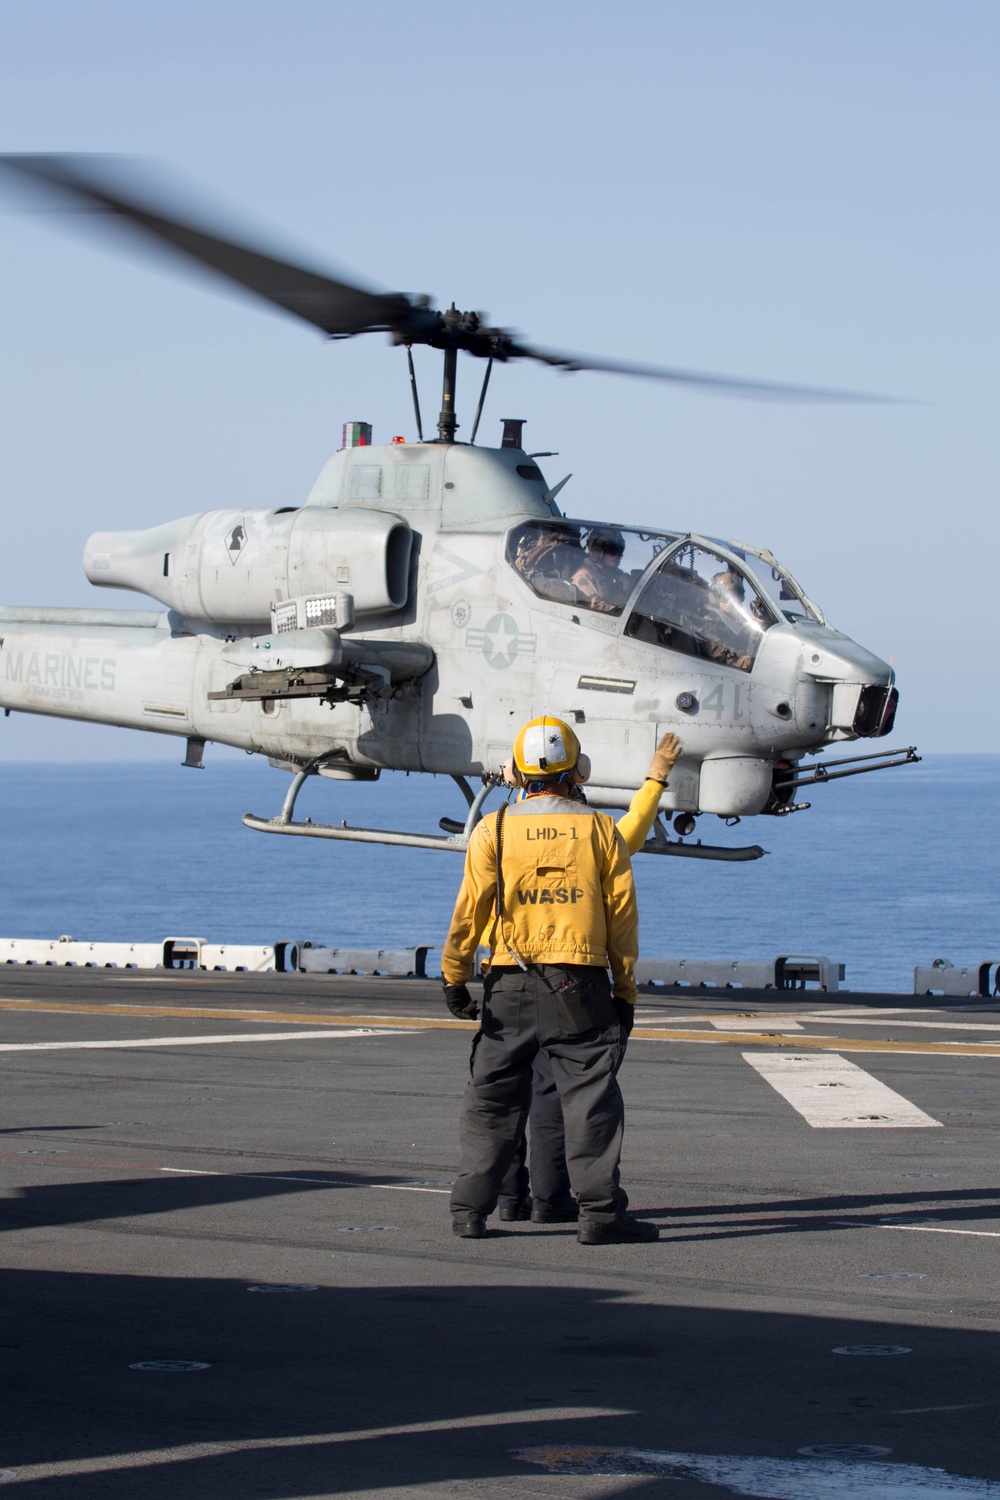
[512,716,581,779]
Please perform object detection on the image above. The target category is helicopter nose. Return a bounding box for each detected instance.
[796,636,896,740]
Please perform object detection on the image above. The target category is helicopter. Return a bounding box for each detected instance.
[0,156,917,862]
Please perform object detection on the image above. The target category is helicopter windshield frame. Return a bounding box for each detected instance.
[722,538,828,626]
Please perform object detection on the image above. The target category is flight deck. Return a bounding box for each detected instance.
[1,968,999,1498]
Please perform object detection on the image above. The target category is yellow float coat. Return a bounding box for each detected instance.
[440,796,639,1003]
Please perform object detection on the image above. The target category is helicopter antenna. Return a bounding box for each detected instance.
[405,346,424,442]
[468,357,494,446]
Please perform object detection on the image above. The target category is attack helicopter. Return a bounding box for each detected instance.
[0,155,917,862]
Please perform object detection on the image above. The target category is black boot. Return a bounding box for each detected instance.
[498,1197,531,1222]
[452,1211,487,1239]
[577,1214,659,1245]
[531,1200,579,1224]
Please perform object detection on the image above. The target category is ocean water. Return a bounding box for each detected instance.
[0,754,996,994]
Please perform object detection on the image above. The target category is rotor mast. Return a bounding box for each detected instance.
[431,305,488,444]
[438,345,458,443]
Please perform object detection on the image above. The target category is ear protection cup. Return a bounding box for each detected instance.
[572,752,592,785]
[500,757,524,788]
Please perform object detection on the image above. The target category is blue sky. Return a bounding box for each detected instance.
[0,0,997,756]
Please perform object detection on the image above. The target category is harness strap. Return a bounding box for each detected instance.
[489,803,528,972]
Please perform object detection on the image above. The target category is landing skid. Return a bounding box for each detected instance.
[242,763,494,851]
[242,765,767,861]
[640,823,766,861]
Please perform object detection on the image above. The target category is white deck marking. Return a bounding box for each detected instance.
[0,1407,631,1484]
[0,1028,408,1053]
[803,1015,1000,1034]
[710,1017,803,1031]
[95,976,232,983]
[809,1007,945,1016]
[157,1166,451,1193]
[373,1184,451,1194]
[743,1052,942,1128]
[881,1226,1000,1239]
[514,1444,1000,1495]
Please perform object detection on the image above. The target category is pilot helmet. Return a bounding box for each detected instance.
[515,521,574,556]
[512,715,588,782]
[587,527,625,559]
[711,568,744,598]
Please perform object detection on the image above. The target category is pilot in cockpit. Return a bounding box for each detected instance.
[570,528,632,614]
[710,568,744,606]
[512,524,580,584]
[703,568,756,669]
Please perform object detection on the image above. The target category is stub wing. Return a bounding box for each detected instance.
[208,631,434,707]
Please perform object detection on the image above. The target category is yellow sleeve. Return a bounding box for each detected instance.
[616,778,664,856]
[440,815,498,985]
[601,823,639,1005]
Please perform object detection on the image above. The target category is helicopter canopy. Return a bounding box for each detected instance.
[507,521,827,673]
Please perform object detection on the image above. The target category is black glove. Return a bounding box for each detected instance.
[615,998,635,1036]
[443,982,479,1021]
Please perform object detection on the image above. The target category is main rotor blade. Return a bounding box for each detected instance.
[512,342,896,402]
[0,155,900,403]
[0,153,417,338]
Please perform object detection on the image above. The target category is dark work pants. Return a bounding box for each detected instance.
[450,965,628,1223]
[498,1051,574,1211]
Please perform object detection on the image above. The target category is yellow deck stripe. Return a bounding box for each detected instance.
[630,1026,1000,1057]
[1,995,1000,1056]
[0,998,466,1031]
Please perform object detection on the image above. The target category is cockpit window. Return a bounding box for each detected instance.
[624,542,777,671]
[508,521,677,615]
[726,542,821,624]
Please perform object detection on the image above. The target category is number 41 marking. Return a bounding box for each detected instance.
[701,683,745,721]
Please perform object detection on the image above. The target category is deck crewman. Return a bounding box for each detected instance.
[442,715,658,1244]
[497,730,683,1222]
